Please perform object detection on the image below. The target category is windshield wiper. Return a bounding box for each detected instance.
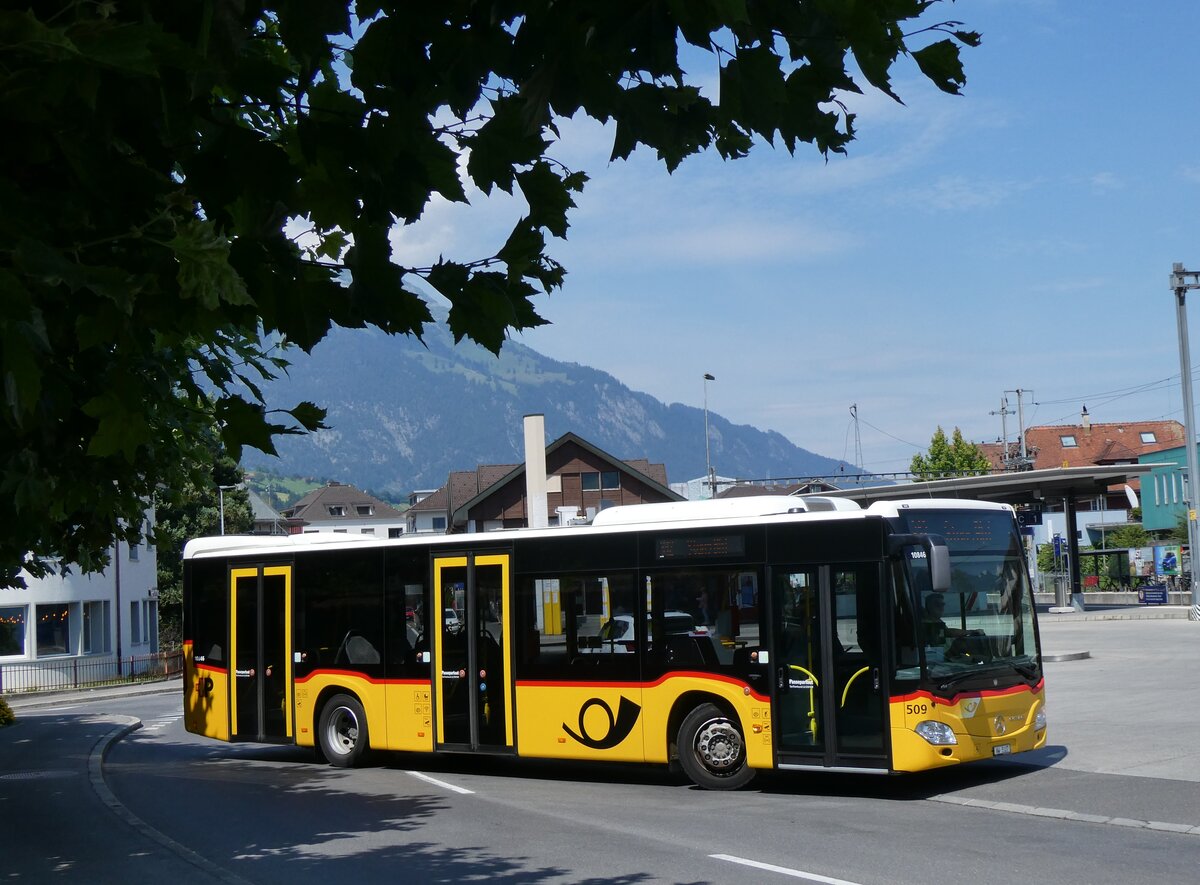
[933,667,994,692]
[934,659,1039,692]
[1008,659,1040,680]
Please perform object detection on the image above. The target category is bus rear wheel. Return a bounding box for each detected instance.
[318,694,370,768]
[677,703,755,790]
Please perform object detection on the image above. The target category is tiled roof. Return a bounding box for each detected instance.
[410,433,680,524]
[1024,420,1184,469]
[282,482,405,521]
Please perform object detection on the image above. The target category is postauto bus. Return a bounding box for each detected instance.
[182,496,1046,789]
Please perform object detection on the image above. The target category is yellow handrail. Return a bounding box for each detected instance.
[788,664,820,740]
[840,666,869,708]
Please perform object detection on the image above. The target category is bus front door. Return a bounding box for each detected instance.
[230,565,293,742]
[771,564,888,770]
[433,553,513,752]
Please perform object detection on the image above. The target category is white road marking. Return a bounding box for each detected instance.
[141,715,182,733]
[710,854,864,885]
[407,770,474,795]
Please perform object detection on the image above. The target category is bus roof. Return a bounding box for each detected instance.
[183,496,1016,561]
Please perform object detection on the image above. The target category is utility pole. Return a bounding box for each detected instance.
[849,404,864,484]
[1170,263,1200,622]
[703,374,716,499]
[1004,388,1034,468]
[990,395,1012,469]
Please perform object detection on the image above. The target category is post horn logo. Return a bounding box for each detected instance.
[562,697,642,749]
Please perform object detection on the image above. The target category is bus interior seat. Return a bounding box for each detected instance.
[336,631,381,665]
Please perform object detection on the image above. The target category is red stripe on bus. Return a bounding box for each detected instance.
[294,670,429,686]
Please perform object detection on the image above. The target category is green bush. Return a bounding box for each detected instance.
[0,697,14,727]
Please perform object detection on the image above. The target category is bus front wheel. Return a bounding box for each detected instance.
[677,703,755,790]
[318,694,370,768]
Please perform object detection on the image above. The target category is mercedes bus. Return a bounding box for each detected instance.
[182,495,1046,789]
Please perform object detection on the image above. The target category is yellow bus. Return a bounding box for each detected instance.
[182,496,1046,789]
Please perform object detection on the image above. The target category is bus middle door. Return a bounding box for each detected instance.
[433,553,513,752]
[229,565,293,742]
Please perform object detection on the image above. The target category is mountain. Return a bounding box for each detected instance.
[242,315,858,498]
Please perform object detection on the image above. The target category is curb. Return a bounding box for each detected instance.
[1042,651,1091,662]
[90,714,254,885]
[932,793,1200,837]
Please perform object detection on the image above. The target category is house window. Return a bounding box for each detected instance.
[128,541,139,561]
[432,516,447,531]
[360,528,375,535]
[327,505,346,517]
[356,504,374,517]
[36,604,71,656]
[1060,435,1077,447]
[601,470,619,490]
[131,601,141,645]
[0,605,27,656]
[581,472,600,491]
[147,600,158,652]
[83,601,111,654]
[1140,431,1157,444]
[388,528,403,539]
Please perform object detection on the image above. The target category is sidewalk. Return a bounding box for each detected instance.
[1038,604,1192,622]
[3,676,181,712]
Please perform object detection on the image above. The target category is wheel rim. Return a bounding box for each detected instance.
[326,706,360,756]
[693,717,743,775]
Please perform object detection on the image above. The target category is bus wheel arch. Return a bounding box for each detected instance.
[671,695,755,791]
[316,690,371,768]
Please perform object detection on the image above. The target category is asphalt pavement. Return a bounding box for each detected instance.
[2,605,1199,881]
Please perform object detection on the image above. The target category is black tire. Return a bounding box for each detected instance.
[317,694,370,768]
[677,703,755,790]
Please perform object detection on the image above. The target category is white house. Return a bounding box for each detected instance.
[281,482,407,538]
[1,524,159,692]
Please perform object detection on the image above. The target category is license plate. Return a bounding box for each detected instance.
[993,744,1012,756]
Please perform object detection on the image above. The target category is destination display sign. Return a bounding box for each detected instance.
[655,534,746,561]
[902,511,1014,552]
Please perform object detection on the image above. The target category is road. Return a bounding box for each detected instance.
[5,614,1200,883]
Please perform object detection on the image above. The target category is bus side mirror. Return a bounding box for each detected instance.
[927,538,950,592]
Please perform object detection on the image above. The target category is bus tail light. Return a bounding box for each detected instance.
[915,720,957,746]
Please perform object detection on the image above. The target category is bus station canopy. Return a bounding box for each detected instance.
[809,464,1156,508]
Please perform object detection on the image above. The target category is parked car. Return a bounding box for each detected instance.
[444,609,463,634]
[584,611,703,653]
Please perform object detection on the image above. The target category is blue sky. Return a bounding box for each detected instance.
[392,1,1200,477]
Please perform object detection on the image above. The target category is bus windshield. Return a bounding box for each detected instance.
[896,509,1039,685]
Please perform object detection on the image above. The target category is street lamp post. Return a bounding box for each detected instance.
[703,373,715,499]
[218,483,242,535]
[1170,263,1200,622]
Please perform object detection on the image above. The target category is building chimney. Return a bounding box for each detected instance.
[523,414,549,529]
[1081,404,1091,431]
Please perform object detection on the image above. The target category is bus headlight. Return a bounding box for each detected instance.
[1035,708,1047,730]
[915,720,958,746]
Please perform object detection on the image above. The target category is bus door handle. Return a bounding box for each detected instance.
[872,668,880,690]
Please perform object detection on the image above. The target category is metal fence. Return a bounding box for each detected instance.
[0,650,182,695]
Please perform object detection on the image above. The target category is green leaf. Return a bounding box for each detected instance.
[169,220,253,309]
[912,39,969,95]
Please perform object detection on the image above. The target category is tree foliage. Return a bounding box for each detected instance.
[1,1,979,584]
[154,429,251,648]
[910,426,991,481]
